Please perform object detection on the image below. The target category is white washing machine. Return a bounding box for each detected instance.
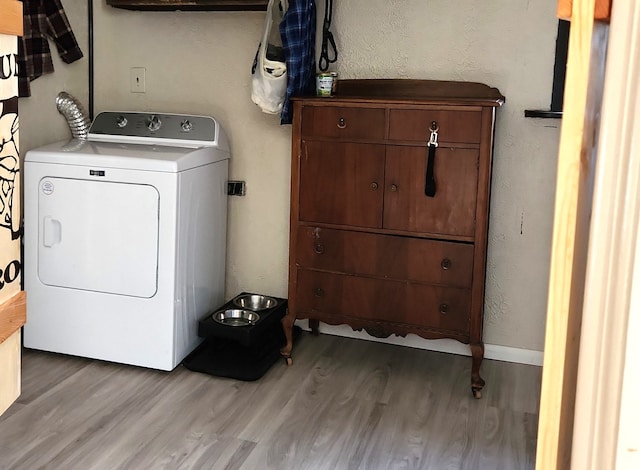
[23,112,230,370]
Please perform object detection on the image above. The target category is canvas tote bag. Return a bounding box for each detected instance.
[251,0,289,114]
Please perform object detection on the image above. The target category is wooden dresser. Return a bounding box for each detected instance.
[282,79,504,397]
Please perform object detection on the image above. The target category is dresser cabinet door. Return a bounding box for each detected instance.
[383,146,479,237]
[299,141,385,228]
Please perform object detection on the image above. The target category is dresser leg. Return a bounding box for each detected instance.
[280,308,295,366]
[470,342,485,399]
[309,319,320,335]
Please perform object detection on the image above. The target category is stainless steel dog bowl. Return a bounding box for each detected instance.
[233,294,277,311]
[212,309,260,326]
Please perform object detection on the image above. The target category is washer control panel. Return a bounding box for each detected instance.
[88,112,218,146]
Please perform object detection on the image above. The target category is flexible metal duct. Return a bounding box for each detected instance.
[55,92,91,141]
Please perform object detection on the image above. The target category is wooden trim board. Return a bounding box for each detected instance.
[570,0,640,468]
[296,321,544,366]
[106,0,268,11]
[0,292,24,417]
[0,0,23,36]
[0,330,21,416]
[536,0,609,468]
[0,291,26,344]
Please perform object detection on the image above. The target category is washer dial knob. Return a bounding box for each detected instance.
[146,114,162,132]
[180,119,193,132]
[116,115,128,128]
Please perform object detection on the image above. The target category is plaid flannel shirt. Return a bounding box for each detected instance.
[279,0,316,124]
[17,0,84,97]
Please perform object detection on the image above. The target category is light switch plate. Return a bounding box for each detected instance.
[130,67,146,93]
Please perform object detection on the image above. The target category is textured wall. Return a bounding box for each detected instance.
[19,0,561,352]
[18,0,89,154]
[321,0,561,352]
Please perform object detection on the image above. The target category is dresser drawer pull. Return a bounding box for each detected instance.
[370,182,378,190]
[314,243,325,254]
[315,288,325,297]
[441,258,452,270]
[439,303,449,315]
[390,184,398,192]
[337,117,347,129]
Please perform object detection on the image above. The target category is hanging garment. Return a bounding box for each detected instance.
[279,0,316,124]
[17,0,84,97]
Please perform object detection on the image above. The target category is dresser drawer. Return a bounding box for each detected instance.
[296,270,471,334]
[389,109,482,144]
[295,227,474,288]
[301,106,386,140]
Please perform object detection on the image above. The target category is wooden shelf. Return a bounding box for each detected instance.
[106,0,268,11]
[0,0,23,36]
[557,0,612,21]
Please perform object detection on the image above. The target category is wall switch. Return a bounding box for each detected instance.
[130,67,146,93]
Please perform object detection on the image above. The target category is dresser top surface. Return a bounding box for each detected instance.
[295,79,505,107]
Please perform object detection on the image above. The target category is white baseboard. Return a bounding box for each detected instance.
[295,320,544,367]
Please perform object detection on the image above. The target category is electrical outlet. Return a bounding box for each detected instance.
[130,67,146,93]
[227,181,246,196]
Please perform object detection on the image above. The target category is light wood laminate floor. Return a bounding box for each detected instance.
[0,333,541,469]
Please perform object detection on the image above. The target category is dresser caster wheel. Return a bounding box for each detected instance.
[284,356,293,366]
[472,388,482,399]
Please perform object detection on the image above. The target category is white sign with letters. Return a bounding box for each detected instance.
[0,33,21,298]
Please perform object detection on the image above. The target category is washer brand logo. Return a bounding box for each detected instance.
[42,180,54,195]
[90,169,105,177]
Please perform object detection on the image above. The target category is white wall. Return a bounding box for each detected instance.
[19,0,560,354]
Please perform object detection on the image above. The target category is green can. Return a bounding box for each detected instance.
[316,72,334,97]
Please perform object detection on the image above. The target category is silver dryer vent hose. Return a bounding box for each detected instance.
[56,92,91,141]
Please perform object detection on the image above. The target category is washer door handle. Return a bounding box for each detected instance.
[43,216,62,247]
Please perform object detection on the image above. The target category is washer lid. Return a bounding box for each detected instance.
[24,139,230,172]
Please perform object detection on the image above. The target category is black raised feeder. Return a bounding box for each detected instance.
[183,292,299,381]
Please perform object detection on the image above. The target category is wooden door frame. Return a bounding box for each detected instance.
[535,0,608,468]
[538,0,640,469]
[570,0,640,468]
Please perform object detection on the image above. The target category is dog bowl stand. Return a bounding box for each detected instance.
[183,292,297,381]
